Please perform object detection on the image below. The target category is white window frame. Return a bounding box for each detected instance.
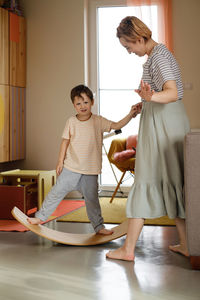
[85,0,127,113]
[85,0,137,194]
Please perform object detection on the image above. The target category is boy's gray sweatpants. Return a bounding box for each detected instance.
[35,168,104,232]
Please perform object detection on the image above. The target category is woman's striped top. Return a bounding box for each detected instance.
[142,44,183,100]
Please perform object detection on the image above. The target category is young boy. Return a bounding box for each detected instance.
[28,84,140,235]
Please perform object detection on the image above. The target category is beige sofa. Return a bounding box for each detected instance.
[185,131,200,270]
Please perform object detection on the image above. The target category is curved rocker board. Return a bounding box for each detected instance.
[11,206,128,246]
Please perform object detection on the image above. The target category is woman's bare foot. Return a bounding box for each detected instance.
[169,244,189,257]
[27,217,42,225]
[97,228,114,235]
[106,247,135,261]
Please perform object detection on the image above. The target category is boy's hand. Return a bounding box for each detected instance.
[130,105,138,118]
[131,102,143,117]
[56,161,63,176]
[135,102,143,113]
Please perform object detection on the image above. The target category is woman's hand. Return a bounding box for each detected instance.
[135,80,154,102]
[135,80,178,103]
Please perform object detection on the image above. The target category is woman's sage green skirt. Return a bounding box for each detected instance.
[126,100,190,219]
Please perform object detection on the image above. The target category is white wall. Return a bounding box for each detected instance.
[23,0,85,170]
[172,0,200,129]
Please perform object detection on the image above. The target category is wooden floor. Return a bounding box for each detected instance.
[0,221,200,300]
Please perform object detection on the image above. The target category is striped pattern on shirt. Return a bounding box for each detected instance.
[142,44,183,100]
[62,114,112,175]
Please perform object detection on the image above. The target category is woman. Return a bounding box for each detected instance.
[106,16,190,261]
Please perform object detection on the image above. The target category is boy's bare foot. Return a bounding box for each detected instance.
[106,247,135,261]
[27,217,42,225]
[97,228,114,235]
[169,244,189,257]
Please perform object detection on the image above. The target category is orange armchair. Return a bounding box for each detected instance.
[107,135,137,203]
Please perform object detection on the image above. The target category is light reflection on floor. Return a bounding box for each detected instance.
[0,223,200,300]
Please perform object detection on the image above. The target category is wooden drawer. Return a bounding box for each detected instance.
[0,182,37,219]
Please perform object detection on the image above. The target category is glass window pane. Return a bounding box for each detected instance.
[97,5,158,187]
[98,6,158,89]
[100,90,140,139]
[101,90,140,186]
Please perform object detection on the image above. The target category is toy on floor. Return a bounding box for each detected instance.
[11,206,128,246]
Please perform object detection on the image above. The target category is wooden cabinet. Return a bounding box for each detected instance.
[0,8,9,85]
[10,86,26,161]
[10,12,26,87]
[0,8,26,162]
[0,169,57,212]
[0,85,9,162]
[0,183,37,219]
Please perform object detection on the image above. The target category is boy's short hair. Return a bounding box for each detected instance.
[70,85,94,103]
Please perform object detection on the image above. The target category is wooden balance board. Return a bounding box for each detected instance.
[11,206,128,246]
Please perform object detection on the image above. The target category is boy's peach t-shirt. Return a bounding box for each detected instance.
[62,114,112,175]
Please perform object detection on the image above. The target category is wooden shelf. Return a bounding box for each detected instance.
[0,169,57,208]
[0,8,26,162]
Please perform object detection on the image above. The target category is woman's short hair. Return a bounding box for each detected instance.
[117,16,152,42]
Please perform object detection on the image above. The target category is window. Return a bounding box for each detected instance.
[86,1,159,191]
